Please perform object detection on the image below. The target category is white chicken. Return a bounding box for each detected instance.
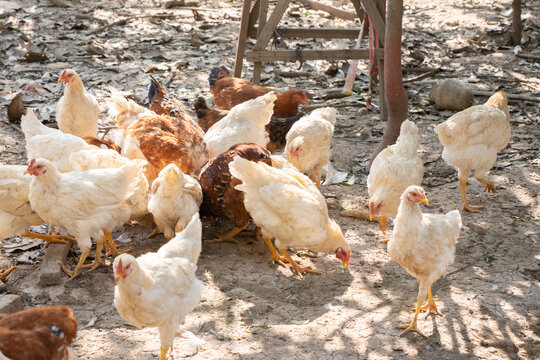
[0,164,74,247]
[388,185,461,336]
[68,148,150,222]
[285,107,337,188]
[435,91,510,212]
[56,69,100,138]
[21,109,96,173]
[25,158,145,280]
[113,213,203,360]
[229,157,350,276]
[204,92,276,159]
[148,164,203,240]
[367,120,424,241]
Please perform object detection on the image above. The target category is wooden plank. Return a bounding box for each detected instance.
[253,0,268,84]
[378,58,387,120]
[234,0,253,77]
[248,0,261,31]
[351,0,365,20]
[246,49,384,62]
[295,0,361,21]
[253,0,291,50]
[248,27,362,39]
[360,0,385,42]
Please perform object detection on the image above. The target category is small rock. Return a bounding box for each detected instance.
[0,294,24,314]
[429,79,473,111]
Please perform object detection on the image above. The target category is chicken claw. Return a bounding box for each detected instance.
[21,231,76,247]
[147,228,161,239]
[59,249,90,281]
[462,204,484,213]
[81,238,104,272]
[418,288,442,318]
[280,249,321,277]
[207,226,246,245]
[399,298,426,337]
[104,230,129,257]
[459,179,484,213]
[477,178,497,193]
[0,266,16,283]
[159,347,169,360]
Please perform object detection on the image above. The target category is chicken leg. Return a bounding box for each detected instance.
[419,288,441,318]
[378,215,390,244]
[279,248,321,277]
[262,235,288,268]
[398,298,426,337]
[59,249,90,282]
[459,179,484,212]
[476,177,497,193]
[159,347,169,360]
[81,237,104,272]
[0,266,16,284]
[208,223,249,244]
[104,230,129,257]
[20,231,76,247]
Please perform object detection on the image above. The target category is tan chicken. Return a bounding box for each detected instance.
[108,89,208,183]
[388,186,461,336]
[113,214,203,360]
[57,68,100,138]
[0,305,77,360]
[68,148,150,223]
[21,109,97,173]
[199,143,272,243]
[0,164,74,264]
[148,164,202,240]
[229,157,350,277]
[367,120,424,241]
[26,158,145,280]
[435,91,511,212]
[204,93,276,159]
[285,107,337,188]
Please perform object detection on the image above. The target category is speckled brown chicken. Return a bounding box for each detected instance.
[148,75,189,119]
[209,66,309,118]
[193,97,302,153]
[0,305,77,360]
[199,143,272,242]
[109,87,209,183]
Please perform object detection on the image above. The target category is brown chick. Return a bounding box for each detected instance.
[209,66,309,118]
[0,305,77,360]
[84,136,122,153]
[199,143,272,243]
[193,96,303,153]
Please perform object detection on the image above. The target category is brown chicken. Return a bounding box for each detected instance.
[148,75,188,119]
[193,96,229,132]
[209,66,309,118]
[0,305,77,360]
[84,136,122,153]
[199,143,272,242]
[109,88,209,182]
[193,97,302,153]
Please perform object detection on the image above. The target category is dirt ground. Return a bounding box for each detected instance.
[0,0,539,359]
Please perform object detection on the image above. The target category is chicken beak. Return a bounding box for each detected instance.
[342,259,349,268]
[420,197,429,206]
[114,273,121,285]
[369,213,373,221]
[58,76,66,83]
[24,169,31,175]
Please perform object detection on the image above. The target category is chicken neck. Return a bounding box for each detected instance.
[64,77,85,97]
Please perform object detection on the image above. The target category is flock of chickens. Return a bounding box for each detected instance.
[0,65,511,359]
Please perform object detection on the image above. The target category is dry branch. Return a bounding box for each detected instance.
[295,0,360,21]
[515,51,540,61]
[403,68,440,83]
[340,209,378,222]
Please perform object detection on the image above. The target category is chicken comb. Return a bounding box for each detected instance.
[29,158,36,167]
[60,69,66,77]
[115,258,123,273]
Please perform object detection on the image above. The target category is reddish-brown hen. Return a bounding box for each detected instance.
[0,305,77,360]
[199,143,272,242]
[148,75,188,119]
[209,66,309,118]
[193,96,302,153]
[109,89,209,182]
[84,136,122,153]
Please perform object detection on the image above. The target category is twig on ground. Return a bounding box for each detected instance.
[403,68,440,83]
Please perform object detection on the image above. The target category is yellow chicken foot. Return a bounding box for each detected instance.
[459,179,484,212]
[280,248,321,277]
[159,347,170,360]
[20,231,76,247]
[420,288,441,318]
[476,177,497,193]
[81,237,104,272]
[59,249,90,282]
[399,298,426,337]
[0,266,16,283]
[262,235,289,268]
[147,228,161,239]
[377,216,390,243]
[104,230,129,257]
[208,224,249,244]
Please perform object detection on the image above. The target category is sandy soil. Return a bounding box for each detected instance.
[0,0,539,359]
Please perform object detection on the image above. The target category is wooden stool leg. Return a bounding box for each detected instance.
[252,0,269,84]
[378,58,387,120]
[234,0,253,78]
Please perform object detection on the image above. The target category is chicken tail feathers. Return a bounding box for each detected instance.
[159,213,202,264]
[20,108,52,140]
[193,96,209,113]
[120,159,148,199]
[148,75,166,104]
[228,156,258,191]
